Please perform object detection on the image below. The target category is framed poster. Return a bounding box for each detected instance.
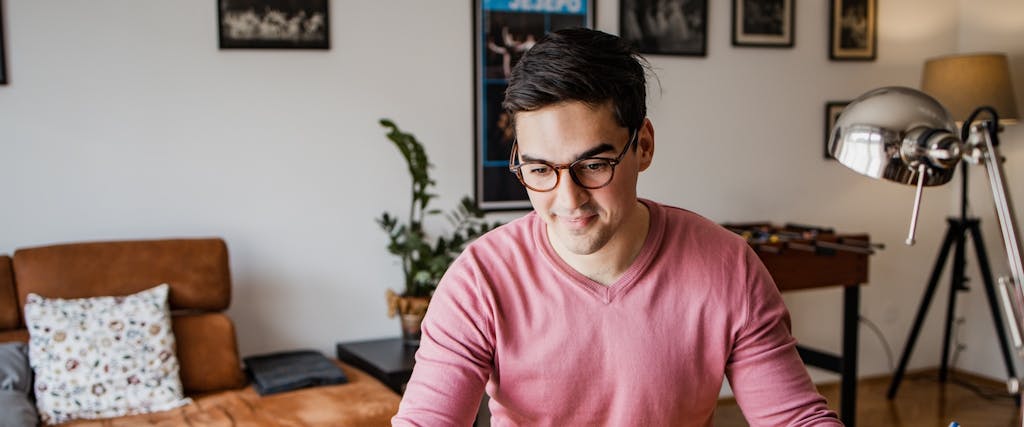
[732,0,794,48]
[218,0,329,49]
[824,101,850,159]
[620,0,706,56]
[829,0,876,60]
[474,0,595,211]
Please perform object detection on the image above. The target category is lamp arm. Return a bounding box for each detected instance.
[976,122,1024,353]
[906,164,928,245]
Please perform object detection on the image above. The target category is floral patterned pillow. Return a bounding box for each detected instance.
[24,284,191,424]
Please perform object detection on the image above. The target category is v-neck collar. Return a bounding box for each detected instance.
[533,199,665,304]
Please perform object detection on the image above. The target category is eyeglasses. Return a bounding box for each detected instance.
[508,129,638,192]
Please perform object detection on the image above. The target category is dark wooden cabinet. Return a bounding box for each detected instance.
[336,337,417,395]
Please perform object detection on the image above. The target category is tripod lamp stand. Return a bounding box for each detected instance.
[827,53,1021,415]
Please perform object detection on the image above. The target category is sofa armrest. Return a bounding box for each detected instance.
[0,255,18,331]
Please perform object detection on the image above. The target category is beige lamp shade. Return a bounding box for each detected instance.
[921,53,1019,124]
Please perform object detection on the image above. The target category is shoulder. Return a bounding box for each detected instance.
[441,212,541,282]
[430,213,541,319]
[647,200,748,253]
[645,200,778,313]
[464,212,539,258]
[643,199,763,286]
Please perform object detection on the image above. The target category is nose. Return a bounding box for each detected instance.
[552,168,589,211]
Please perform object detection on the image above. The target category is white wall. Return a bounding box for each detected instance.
[1,0,1020,387]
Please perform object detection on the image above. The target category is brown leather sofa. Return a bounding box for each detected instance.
[0,238,401,426]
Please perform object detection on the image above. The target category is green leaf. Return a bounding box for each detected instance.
[373,119,503,296]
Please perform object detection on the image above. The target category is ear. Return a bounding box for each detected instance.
[636,118,654,172]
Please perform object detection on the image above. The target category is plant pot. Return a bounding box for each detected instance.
[399,313,425,346]
[387,291,430,346]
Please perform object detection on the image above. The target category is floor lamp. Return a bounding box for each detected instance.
[886,53,1022,399]
[827,53,1022,416]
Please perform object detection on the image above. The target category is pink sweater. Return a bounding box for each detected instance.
[393,200,841,426]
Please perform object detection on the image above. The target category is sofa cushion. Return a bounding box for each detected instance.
[12,238,231,312]
[55,361,401,427]
[25,284,191,424]
[0,255,18,331]
[172,313,247,393]
[0,342,39,427]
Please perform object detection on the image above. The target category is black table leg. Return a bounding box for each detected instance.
[841,285,860,426]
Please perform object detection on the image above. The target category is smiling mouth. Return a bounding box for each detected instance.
[559,214,596,229]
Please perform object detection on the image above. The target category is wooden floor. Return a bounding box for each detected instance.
[714,369,1020,426]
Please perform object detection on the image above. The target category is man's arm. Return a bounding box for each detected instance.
[727,247,844,427]
[392,257,495,426]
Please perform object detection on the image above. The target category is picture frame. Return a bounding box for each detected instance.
[731,0,794,48]
[620,0,707,57]
[474,0,595,211]
[824,101,850,159]
[829,0,876,60]
[218,0,329,50]
[0,1,7,85]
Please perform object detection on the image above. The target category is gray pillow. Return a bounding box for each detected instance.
[0,342,39,427]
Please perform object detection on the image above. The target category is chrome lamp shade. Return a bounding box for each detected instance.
[828,86,961,187]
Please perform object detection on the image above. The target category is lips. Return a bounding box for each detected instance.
[559,213,596,230]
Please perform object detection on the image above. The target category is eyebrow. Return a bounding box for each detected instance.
[519,143,616,163]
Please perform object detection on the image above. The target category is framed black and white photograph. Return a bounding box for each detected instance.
[620,0,707,56]
[218,0,329,49]
[732,0,794,47]
[474,0,595,211]
[0,1,7,85]
[824,101,850,159]
[829,0,876,60]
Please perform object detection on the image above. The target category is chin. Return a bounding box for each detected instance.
[556,230,609,256]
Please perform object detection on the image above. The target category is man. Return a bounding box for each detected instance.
[393,28,841,426]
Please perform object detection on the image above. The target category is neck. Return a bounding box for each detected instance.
[549,200,651,286]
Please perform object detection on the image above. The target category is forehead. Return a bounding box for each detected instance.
[513,101,623,158]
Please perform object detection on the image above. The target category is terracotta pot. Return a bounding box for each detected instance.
[399,312,425,346]
[387,291,430,346]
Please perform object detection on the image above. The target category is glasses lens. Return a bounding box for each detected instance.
[519,163,557,191]
[572,159,614,188]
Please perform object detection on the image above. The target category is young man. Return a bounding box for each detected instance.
[392,28,841,426]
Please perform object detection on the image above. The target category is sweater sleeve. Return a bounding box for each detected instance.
[726,247,844,427]
[392,255,495,427]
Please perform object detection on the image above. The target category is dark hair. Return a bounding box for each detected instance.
[502,28,650,131]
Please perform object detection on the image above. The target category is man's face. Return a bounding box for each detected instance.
[513,101,653,257]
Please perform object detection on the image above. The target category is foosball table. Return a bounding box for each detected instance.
[722,222,879,427]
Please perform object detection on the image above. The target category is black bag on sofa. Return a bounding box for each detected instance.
[243,350,348,396]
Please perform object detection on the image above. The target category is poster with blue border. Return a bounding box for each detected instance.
[0,1,6,85]
[474,0,595,211]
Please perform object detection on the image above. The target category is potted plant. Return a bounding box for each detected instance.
[376,119,500,345]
